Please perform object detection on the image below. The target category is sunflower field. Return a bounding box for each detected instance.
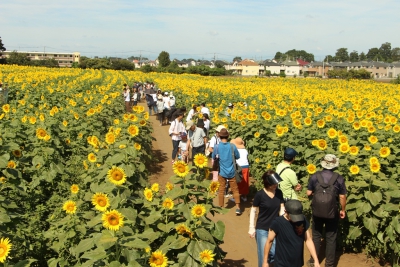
[0,65,226,267]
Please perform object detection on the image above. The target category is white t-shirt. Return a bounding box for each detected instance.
[203,119,210,132]
[124,91,130,101]
[208,134,220,149]
[201,107,210,116]
[186,109,196,122]
[169,96,176,107]
[163,96,170,109]
[236,148,249,166]
[179,141,188,152]
[151,94,157,102]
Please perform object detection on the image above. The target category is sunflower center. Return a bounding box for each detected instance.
[109,215,119,225]
[98,199,105,206]
[112,172,122,181]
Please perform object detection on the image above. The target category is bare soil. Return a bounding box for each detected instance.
[144,103,383,267]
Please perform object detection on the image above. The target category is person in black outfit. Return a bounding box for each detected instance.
[262,200,320,267]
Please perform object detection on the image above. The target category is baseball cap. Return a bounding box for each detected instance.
[284,147,298,158]
[214,125,226,132]
[285,200,304,222]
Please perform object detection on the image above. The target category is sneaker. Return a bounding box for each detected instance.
[225,194,232,198]
[241,196,247,202]
[229,198,235,202]
[235,209,242,215]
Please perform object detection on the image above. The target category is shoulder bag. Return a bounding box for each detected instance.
[230,144,243,183]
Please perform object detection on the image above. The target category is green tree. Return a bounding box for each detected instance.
[349,50,359,62]
[6,51,31,65]
[31,58,59,68]
[378,42,391,62]
[158,51,171,67]
[111,59,135,70]
[334,48,349,62]
[274,52,283,61]
[232,56,242,62]
[0,36,5,56]
[140,64,155,73]
[359,52,367,61]
[366,47,380,61]
[391,47,400,62]
[324,55,334,62]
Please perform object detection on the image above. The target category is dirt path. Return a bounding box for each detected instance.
[144,103,382,267]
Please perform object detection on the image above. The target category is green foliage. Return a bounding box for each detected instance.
[158,51,171,68]
[140,64,156,73]
[6,51,31,66]
[232,56,242,63]
[274,49,315,62]
[327,69,371,79]
[0,36,5,55]
[111,59,135,71]
[334,48,349,62]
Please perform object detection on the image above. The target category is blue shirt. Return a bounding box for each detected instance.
[212,142,240,178]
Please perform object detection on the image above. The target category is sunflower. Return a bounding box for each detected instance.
[133,142,142,150]
[2,104,10,113]
[317,139,327,150]
[199,249,216,265]
[316,119,325,128]
[107,166,127,185]
[175,224,193,238]
[307,164,317,174]
[70,184,79,194]
[139,119,146,126]
[105,132,116,145]
[36,128,47,139]
[349,165,360,175]
[204,168,210,179]
[144,188,153,202]
[338,135,348,144]
[63,200,77,214]
[44,134,51,141]
[83,160,89,170]
[128,125,139,137]
[165,182,174,192]
[292,119,301,128]
[275,127,284,137]
[162,198,174,210]
[368,135,378,144]
[88,153,96,163]
[92,193,110,211]
[0,237,12,263]
[173,161,190,177]
[349,146,359,156]
[102,210,124,231]
[339,143,350,154]
[0,177,6,183]
[149,250,168,267]
[6,161,16,169]
[151,183,159,192]
[240,121,246,126]
[370,162,381,173]
[273,151,279,156]
[393,125,400,133]
[353,122,361,130]
[303,117,312,126]
[12,150,22,158]
[191,204,206,218]
[29,117,37,124]
[327,128,337,139]
[62,120,68,127]
[364,144,372,151]
[194,154,208,168]
[369,157,379,165]
[311,140,318,146]
[209,181,220,194]
[379,147,391,158]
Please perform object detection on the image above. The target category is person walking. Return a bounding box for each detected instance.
[262,200,320,267]
[306,154,347,267]
[249,170,284,267]
[212,128,242,215]
[276,148,302,201]
[230,137,250,202]
[200,103,210,116]
[202,113,210,136]
[168,113,186,164]
[156,95,165,126]
[186,120,207,161]
[123,86,131,113]
[208,125,223,181]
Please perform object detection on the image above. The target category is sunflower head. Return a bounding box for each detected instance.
[307,164,317,174]
[165,182,174,192]
[349,165,360,175]
[173,161,190,177]
[191,204,206,218]
[199,249,216,265]
[134,143,141,150]
[128,125,139,137]
[194,154,208,168]
[175,223,194,238]
[70,184,79,194]
[102,210,124,231]
[209,181,220,194]
[144,188,153,202]
[63,200,77,214]
[92,193,110,211]
[162,198,174,210]
[339,143,350,154]
[149,250,168,267]
[0,237,12,263]
[12,150,22,158]
[6,161,16,169]
[88,153,96,163]
[379,147,391,158]
[151,183,159,192]
[317,139,327,150]
[107,166,127,185]
[105,132,116,145]
[327,128,337,139]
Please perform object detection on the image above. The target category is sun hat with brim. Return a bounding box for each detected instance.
[285,200,304,222]
[228,103,233,107]
[186,120,194,130]
[214,125,226,132]
[264,173,283,185]
[157,95,163,100]
[321,154,339,169]
[230,137,245,149]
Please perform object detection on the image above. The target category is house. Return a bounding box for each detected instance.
[263,60,282,75]
[303,61,330,77]
[233,59,259,76]
[1,50,80,67]
[282,59,302,76]
[388,62,400,78]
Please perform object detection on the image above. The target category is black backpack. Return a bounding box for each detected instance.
[311,171,339,219]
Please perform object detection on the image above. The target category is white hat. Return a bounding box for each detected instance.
[186,120,194,130]
[164,92,169,95]
[228,103,233,107]
[321,154,339,169]
[214,125,227,132]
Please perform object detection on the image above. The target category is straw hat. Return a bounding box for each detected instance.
[230,137,245,149]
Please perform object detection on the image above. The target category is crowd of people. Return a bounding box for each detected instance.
[142,91,348,267]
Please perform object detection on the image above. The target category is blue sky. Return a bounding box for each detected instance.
[2,0,399,61]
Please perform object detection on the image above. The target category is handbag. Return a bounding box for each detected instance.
[230,144,243,183]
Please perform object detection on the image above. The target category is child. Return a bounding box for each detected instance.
[156,95,164,126]
[178,132,189,163]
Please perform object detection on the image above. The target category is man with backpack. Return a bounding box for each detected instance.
[306,154,347,267]
[276,148,302,201]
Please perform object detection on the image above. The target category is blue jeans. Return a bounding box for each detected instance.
[256,229,275,267]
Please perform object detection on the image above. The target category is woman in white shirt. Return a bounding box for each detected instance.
[123,87,130,112]
[186,105,198,122]
[230,137,250,202]
[202,113,210,136]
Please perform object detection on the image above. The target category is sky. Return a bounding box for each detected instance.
[2,0,400,62]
